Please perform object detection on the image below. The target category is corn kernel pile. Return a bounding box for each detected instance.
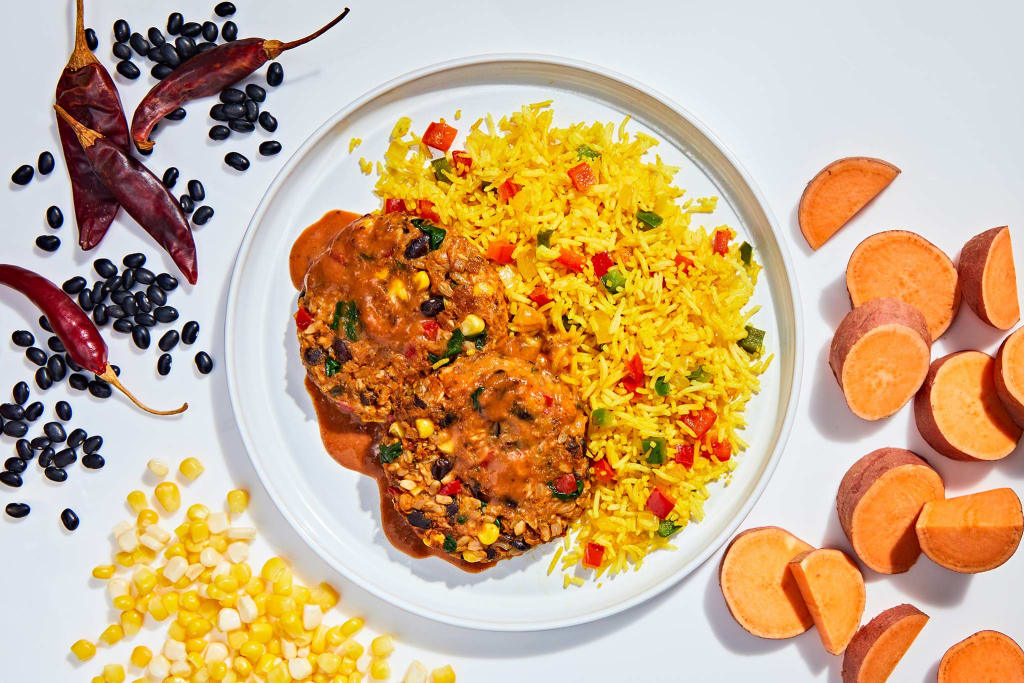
[69,458,456,683]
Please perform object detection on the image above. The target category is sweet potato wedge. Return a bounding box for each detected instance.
[841,604,928,683]
[916,488,1023,573]
[847,230,961,340]
[958,226,1020,330]
[836,448,944,574]
[938,630,1024,682]
[829,298,932,420]
[995,328,1024,427]
[719,526,814,639]
[789,548,865,655]
[914,351,1022,461]
[798,157,900,250]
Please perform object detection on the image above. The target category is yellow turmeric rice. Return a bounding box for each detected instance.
[370,102,771,579]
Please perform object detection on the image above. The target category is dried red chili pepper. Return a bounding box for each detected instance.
[55,0,131,250]
[55,105,198,285]
[0,264,187,416]
[131,9,350,151]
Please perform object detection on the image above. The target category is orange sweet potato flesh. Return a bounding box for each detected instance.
[719,526,814,639]
[798,157,900,250]
[938,630,1024,682]
[958,226,1020,330]
[914,351,1022,461]
[916,488,1023,573]
[841,604,928,683]
[829,298,932,420]
[847,230,961,340]
[837,448,944,574]
[789,548,865,655]
[995,328,1024,427]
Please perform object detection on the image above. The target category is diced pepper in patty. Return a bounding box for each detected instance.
[294,307,313,330]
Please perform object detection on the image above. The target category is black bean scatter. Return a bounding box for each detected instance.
[37,151,55,175]
[55,401,72,421]
[88,381,112,399]
[5,502,29,518]
[259,140,282,156]
[44,467,67,483]
[12,381,29,404]
[167,12,183,35]
[46,205,64,229]
[195,352,214,374]
[82,453,105,469]
[11,330,33,347]
[61,508,80,531]
[267,62,284,87]
[258,111,277,132]
[85,28,98,50]
[215,2,237,17]
[181,321,199,344]
[165,107,187,121]
[116,61,140,79]
[35,235,60,252]
[222,20,238,42]
[12,164,34,185]
[157,353,172,376]
[225,152,249,171]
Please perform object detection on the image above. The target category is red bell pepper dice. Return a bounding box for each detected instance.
[423,121,457,151]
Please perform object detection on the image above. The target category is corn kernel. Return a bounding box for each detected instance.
[387,278,409,301]
[370,636,394,659]
[130,645,153,668]
[126,490,147,513]
[190,521,211,543]
[341,618,364,637]
[430,666,455,683]
[415,419,434,439]
[112,595,135,611]
[91,564,115,580]
[179,457,204,481]
[412,271,430,291]
[268,662,292,683]
[113,551,134,568]
[472,281,492,296]
[218,607,242,632]
[121,609,144,636]
[133,566,157,594]
[369,659,390,680]
[280,611,304,639]
[234,657,254,677]
[99,624,124,645]
[289,657,314,680]
[103,663,126,683]
[403,661,427,683]
[250,622,273,643]
[274,569,293,596]
[477,523,499,545]
[155,482,181,514]
[317,652,342,675]
[228,630,248,650]
[147,459,169,478]
[208,661,228,681]
[91,676,104,683]
[326,626,345,648]
[261,557,287,581]
[342,640,364,659]
[70,639,96,661]
[180,590,200,612]
[167,622,186,642]
[256,653,277,674]
[227,490,249,515]
[136,509,159,528]
[146,595,168,621]
[303,604,323,630]
[187,503,210,521]
[186,617,212,637]
[437,439,455,454]
[459,314,485,337]
[293,585,311,606]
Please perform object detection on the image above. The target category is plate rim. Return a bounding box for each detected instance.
[224,52,805,631]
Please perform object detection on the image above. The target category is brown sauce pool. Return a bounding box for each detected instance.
[290,210,489,572]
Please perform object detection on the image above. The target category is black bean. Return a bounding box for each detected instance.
[116,60,140,79]
[159,43,181,67]
[117,269,133,291]
[225,152,249,171]
[82,435,102,454]
[46,336,64,353]
[85,27,98,50]
[420,295,445,317]
[175,36,196,60]
[152,64,174,80]
[46,355,67,382]
[43,205,63,230]
[5,502,29,518]
[194,351,213,374]
[228,119,254,133]
[30,436,49,450]
[82,453,104,469]
[182,21,202,37]
[200,20,218,42]
[4,457,26,474]
[35,235,60,252]
[25,347,46,366]
[106,304,127,319]
[77,289,93,312]
[147,45,162,62]
[407,510,431,529]
[61,508,80,531]
[37,448,53,468]
[39,316,52,332]
[220,87,245,104]
[259,140,282,156]
[146,285,167,307]
[44,422,66,443]
[179,194,196,214]
[15,439,31,460]
[134,292,151,313]
[37,151,55,177]
[93,305,109,328]
[222,102,246,119]
[134,267,155,285]
[167,12,183,35]
[210,103,228,121]
[131,325,151,349]
[67,428,86,449]
[186,179,205,201]
[258,111,277,132]
[55,401,71,422]
[65,354,82,372]
[208,125,230,141]
[44,467,67,483]
[88,380,112,399]
[332,339,352,362]
[244,100,259,122]
[154,306,179,323]
[222,20,238,41]
[245,83,266,102]
[35,368,52,390]
[53,448,76,469]
[23,402,42,421]
[129,32,150,56]
[11,330,33,347]
[165,107,187,121]
[2,420,26,437]
[112,41,132,60]
[157,353,172,376]
[135,313,156,328]
[92,258,116,279]
[181,320,199,344]
[0,471,23,487]
[196,41,217,54]
[162,166,179,188]
[431,457,453,481]
[215,2,236,17]
[12,164,33,185]
[192,205,214,224]
[148,26,166,46]
[267,62,284,87]
[123,252,146,268]
[404,235,430,259]
[113,18,131,42]
[111,319,133,335]
[12,382,28,405]
[0,404,22,420]
[91,281,108,306]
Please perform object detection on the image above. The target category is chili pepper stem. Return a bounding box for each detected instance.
[54,104,100,147]
[66,0,98,71]
[263,8,351,59]
[99,364,188,416]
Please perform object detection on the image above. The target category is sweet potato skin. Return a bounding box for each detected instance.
[841,604,928,683]
[958,226,1020,330]
[938,630,1024,682]
[836,448,944,574]
[916,488,1024,574]
[995,328,1024,428]
[829,298,932,420]
[798,157,900,250]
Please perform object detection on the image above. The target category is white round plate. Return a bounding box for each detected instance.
[225,54,803,631]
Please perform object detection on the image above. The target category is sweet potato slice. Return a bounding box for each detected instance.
[789,548,865,655]
[836,448,944,574]
[995,328,1024,427]
[916,488,1023,573]
[914,351,1022,461]
[958,226,1020,330]
[798,157,900,250]
[938,630,1024,682]
[829,298,932,420]
[841,604,928,683]
[719,527,814,639]
[847,230,961,340]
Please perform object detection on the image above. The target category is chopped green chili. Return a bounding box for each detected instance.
[591,408,611,427]
[536,229,555,247]
[561,314,581,332]
[444,328,466,358]
[411,218,446,250]
[328,386,343,396]
[637,210,663,230]
[686,365,713,383]
[601,269,626,294]
[470,386,484,411]
[430,157,453,182]
[324,357,341,377]
[442,535,457,553]
[738,325,765,354]
[658,519,682,537]
[576,144,600,160]
[547,475,583,501]
[378,442,401,463]
[654,376,671,396]
[456,514,467,523]
[474,329,488,350]
[342,301,359,341]
[642,437,667,465]
[739,241,753,266]
[329,301,343,331]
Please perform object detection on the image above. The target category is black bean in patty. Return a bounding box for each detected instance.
[407,510,431,529]
[331,339,352,362]
[405,235,430,259]
[431,457,453,481]
[419,295,445,317]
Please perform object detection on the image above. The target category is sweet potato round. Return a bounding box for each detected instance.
[914,351,1022,461]
[829,298,932,420]
[958,226,1020,330]
[842,604,928,683]
[718,526,814,639]
[995,327,1024,428]
[798,157,900,250]
[938,630,1024,682]
[916,488,1023,574]
[789,548,865,655]
[847,230,961,340]
[836,448,944,574]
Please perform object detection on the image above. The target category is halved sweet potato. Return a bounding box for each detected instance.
[789,548,865,655]
[938,630,1024,682]
[996,328,1024,427]
[719,527,814,639]
[916,488,1023,573]
[841,604,928,683]
[847,230,961,340]
[829,298,932,420]
[798,157,901,250]
[958,226,1020,330]
[837,448,944,574]
[914,351,1022,461]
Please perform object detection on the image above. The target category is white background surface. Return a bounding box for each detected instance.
[1,1,1022,681]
